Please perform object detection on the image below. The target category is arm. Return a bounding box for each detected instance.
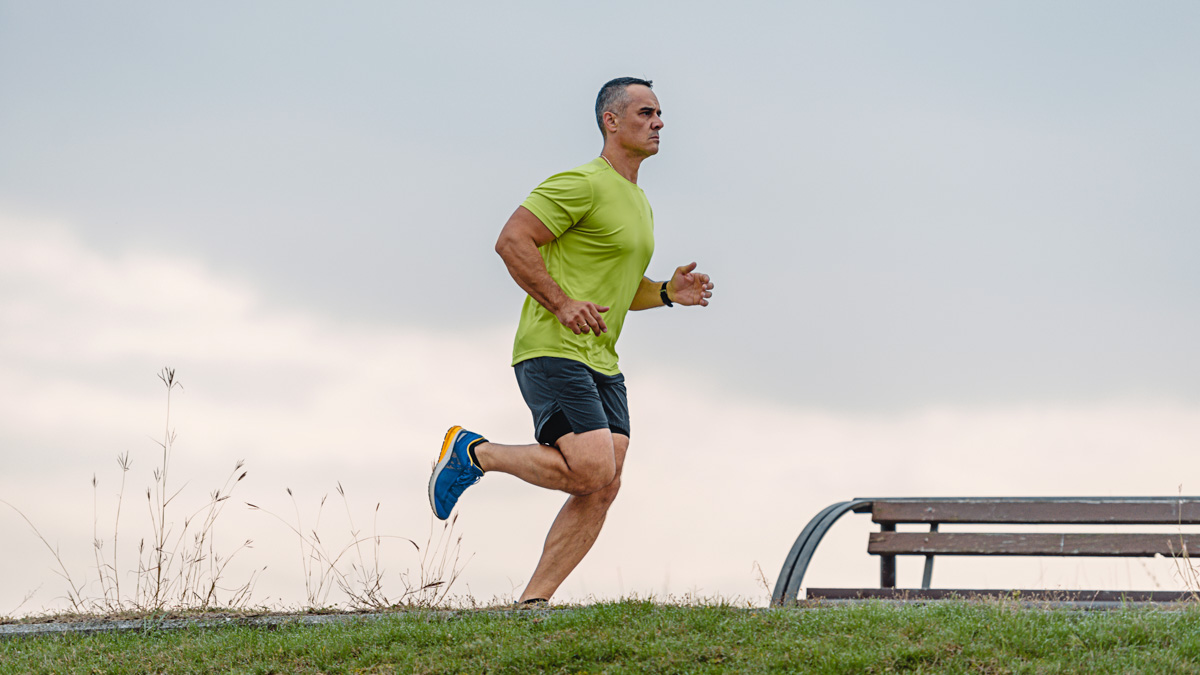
[630,276,667,311]
[630,262,715,311]
[495,206,610,335]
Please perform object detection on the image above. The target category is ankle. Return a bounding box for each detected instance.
[470,442,488,471]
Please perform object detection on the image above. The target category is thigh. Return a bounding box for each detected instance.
[553,427,616,467]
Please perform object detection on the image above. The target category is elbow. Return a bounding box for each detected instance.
[495,231,528,266]
[494,233,512,259]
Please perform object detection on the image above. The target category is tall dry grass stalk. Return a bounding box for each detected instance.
[248,488,470,609]
[408,513,470,606]
[751,561,773,602]
[2,368,259,614]
[4,366,469,616]
[1168,490,1200,602]
[0,497,89,612]
[132,368,260,610]
[1168,539,1200,601]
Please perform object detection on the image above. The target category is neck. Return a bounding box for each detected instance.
[599,145,645,184]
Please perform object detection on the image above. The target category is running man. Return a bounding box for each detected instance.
[428,77,714,604]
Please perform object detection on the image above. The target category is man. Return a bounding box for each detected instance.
[428,77,714,605]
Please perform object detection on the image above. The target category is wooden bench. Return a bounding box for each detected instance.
[773,497,1200,605]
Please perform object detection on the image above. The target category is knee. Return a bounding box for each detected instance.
[592,474,622,506]
[566,456,616,496]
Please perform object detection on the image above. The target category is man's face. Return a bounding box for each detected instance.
[610,85,663,157]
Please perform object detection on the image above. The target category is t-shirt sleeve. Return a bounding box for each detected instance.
[520,169,594,237]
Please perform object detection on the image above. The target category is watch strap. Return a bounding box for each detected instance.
[660,281,674,307]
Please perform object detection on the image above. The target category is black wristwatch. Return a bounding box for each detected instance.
[660,281,674,307]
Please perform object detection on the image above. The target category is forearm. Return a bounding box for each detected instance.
[496,236,570,314]
[630,276,670,311]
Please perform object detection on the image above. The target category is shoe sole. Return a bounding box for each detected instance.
[428,425,464,520]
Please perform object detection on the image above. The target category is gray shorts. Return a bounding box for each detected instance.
[514,356,631,446]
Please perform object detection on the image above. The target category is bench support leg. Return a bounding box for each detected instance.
[921,524,938,589]
[880,523,896,588]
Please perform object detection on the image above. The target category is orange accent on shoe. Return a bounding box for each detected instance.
[438,426,462,464]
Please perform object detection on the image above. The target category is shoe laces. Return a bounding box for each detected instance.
[450,465,482,492]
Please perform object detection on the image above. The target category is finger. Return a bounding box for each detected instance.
[590,308,609,333]
[699,298,709,307]
[569,311,589,333]
[596,305,610,313]
[677,262,697,275]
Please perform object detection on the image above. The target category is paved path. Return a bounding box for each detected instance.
[0,611,456,639]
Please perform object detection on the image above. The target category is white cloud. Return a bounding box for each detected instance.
[2,218,1199,614]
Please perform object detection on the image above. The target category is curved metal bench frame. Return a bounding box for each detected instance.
[772,498,872,605]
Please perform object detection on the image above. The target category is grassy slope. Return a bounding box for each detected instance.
[3,600,1200,674]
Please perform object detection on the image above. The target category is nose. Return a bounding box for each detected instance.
[652,114,664,130]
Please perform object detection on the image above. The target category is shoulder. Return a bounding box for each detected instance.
[526,159,605,206]
[537,158,606,187]
[522,159,606,234]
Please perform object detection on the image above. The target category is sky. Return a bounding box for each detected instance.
[1,1,1199,613]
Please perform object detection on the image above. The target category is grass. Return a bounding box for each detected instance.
[3,600,1200,673]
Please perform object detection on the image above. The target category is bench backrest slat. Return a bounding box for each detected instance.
[869,532,1198,557]
[871,499,1200,525]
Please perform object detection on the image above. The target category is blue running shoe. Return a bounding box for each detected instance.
[429,426,486,520]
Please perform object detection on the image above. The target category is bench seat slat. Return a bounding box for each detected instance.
[871,500,1200,525]
[868,532,1200,557]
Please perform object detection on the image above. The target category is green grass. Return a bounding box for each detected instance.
[3,600,1200,674]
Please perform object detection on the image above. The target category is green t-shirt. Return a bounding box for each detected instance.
[512,158,656,375]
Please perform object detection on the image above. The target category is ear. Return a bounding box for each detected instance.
[603,110,619,134]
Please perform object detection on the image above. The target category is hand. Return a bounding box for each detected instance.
[556,299,609,335]
[667,262,714,307]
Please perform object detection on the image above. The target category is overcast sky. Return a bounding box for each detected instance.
[2,2,1199,612]
[4,0,1197,409]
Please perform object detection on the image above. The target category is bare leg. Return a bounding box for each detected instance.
[518,434,629,602]
[475,429,617,496]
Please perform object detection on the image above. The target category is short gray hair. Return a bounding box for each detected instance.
[595,77,654,138]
